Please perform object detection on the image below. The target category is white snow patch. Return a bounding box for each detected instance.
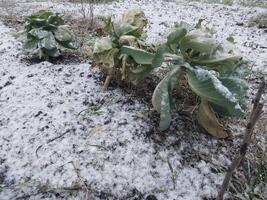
[0,22,224,199]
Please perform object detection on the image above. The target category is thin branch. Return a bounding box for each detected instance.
[35,129,73,158]
[216,80,266,200]
[47,129,72,144]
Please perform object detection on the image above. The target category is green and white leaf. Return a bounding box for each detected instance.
[122,9,148,31]
[167,27,187,45]
[93,37,113,54]
[23,38,38,50]
[28,28,50,39]
[152,66,183,131]
[54,25,73,42]
[40,33,57,50]
[114,23,139,37]
[120,45,154,65]
[186,67,247,117]
[190,54,242,75]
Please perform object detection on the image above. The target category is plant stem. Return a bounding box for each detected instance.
[102,75,112,91]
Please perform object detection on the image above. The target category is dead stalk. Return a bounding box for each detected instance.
[216,80,266,200]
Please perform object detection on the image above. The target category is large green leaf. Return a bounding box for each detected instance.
[209,76,248,116]
[28,28,50,39]
[47,13,64,26]
[186,67,246,117]
[27,18,47,28]
[120,45,154,65]
[114,23,139,37]
[152,66,183,131]
[180,36,217,58]
[152,44,166,69]
[167,27,187,45]
[30,10,53,20]
[190,54,242,75]
[40,33,57,50]
[54,25,73,42]
[23,38,38,50]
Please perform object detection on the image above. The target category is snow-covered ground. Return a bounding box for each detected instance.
[0,0,266,199]
[5,0,267,74]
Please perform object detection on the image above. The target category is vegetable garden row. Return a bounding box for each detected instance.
[20,9,250,139]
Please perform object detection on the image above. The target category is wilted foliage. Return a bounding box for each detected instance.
[152,21,249,138]
[92,9,158,89]
[21,10,77,59]
[93,11,250,137]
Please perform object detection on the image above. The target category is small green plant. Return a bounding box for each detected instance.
[22,10,76,59]
[123,21,249,138]
[92,9,158,90]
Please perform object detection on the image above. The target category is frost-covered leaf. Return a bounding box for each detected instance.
[23,38,38,50]
[114,23,140,37]
[119,35,137,46]
[120,45,154,65]
[180,32,217,58]
[209,76,248,116]
[93,38,119,72]
[30,10,53,20]
[197,100,230,138]
[122,9,148,32]
[93,37,113,54]
[187,67,246,117]
[167,27,187,45]
[28,28,50,39]
[22,10,76,59]
[190,54,242,75]
[152,44,166,68]
[152,66,183,131]
[40,33,57,50]
[47,13,64,26]
[54,25,73,42]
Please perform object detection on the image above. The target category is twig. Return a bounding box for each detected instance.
[35,129,72,158]
[167,158,176,190]
[47,129,72,144]
[216,80,266,200]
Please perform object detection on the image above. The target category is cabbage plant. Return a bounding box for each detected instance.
[22,10,76,59]
[92,9,159,90]
[122,21,249,138]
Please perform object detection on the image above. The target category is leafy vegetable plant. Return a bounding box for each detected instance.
[22,10,76,59]
[123,21,249,138]
[92,9,159,90]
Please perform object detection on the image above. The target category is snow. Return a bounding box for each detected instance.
[0,21,225,199]
[10,0,266,74]
[0,0,266,199]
